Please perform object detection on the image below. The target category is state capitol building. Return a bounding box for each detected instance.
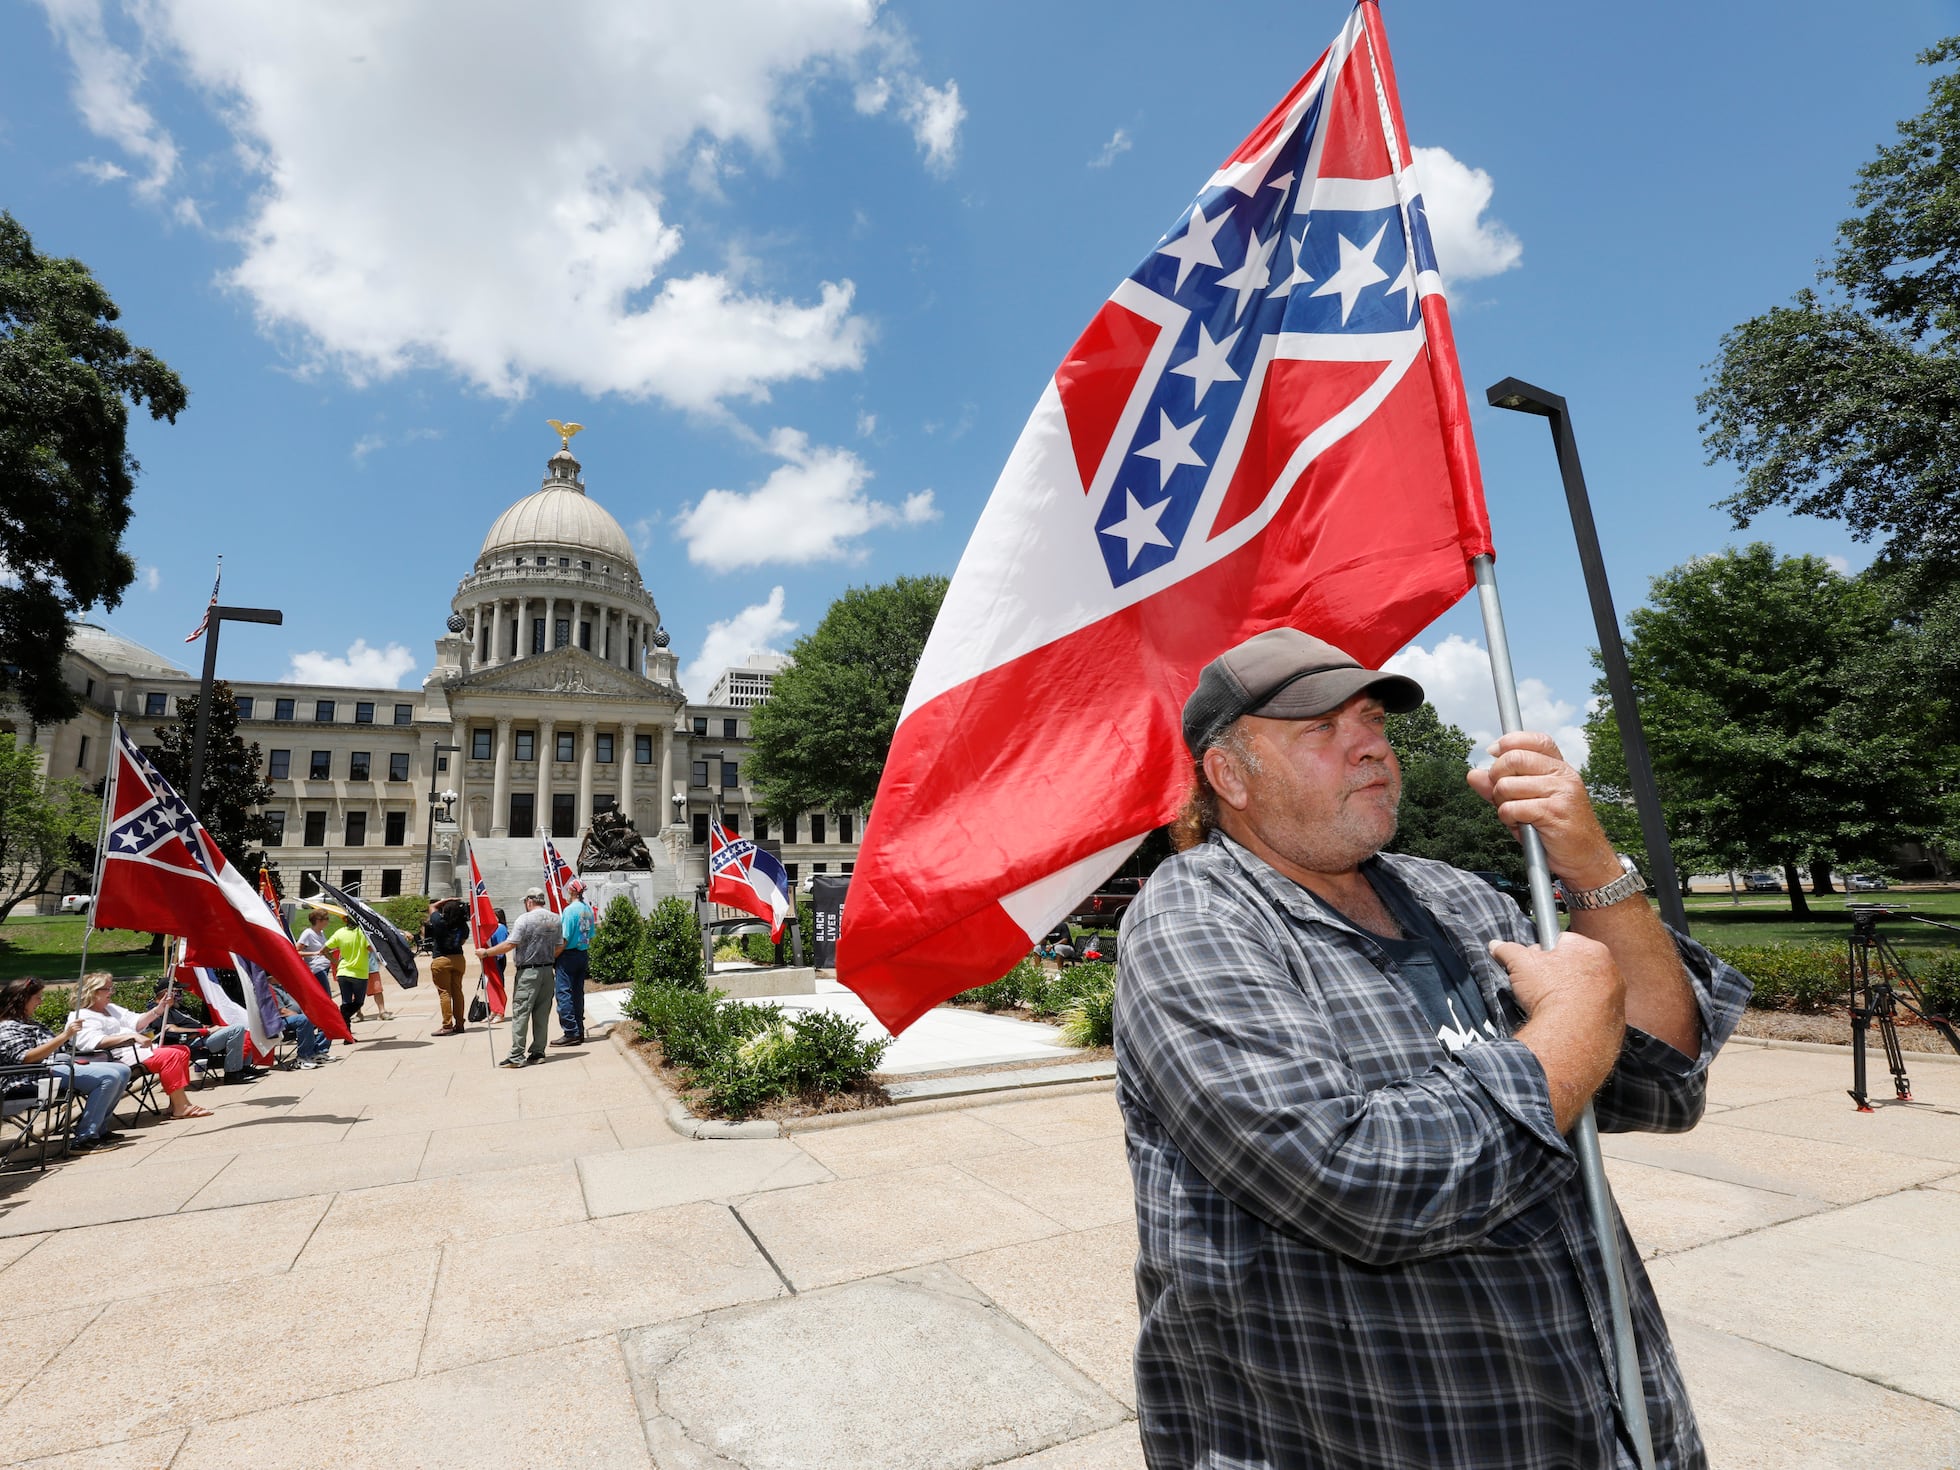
[8,434,863,910]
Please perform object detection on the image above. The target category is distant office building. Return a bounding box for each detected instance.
[705,654,791,708]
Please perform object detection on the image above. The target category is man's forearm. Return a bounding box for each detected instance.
[1570,899,1698,1057]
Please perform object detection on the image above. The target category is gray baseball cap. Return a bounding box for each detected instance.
[524,886,548,904]
[1182,628,1423,754]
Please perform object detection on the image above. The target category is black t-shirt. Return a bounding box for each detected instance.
[1360,862,1497,1055]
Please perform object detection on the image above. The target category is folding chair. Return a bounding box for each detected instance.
[1,1059,80,1171]
[89,1041,165,1123]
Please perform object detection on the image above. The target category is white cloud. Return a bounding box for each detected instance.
[36,0,960,409]
[1411,145,1522,283]
[681,586,796,698]
[1385,634,1590,772]
[76,156,128,182]
[283,639,418,688]
[1089,127,1132,169]
[141,565,161,592]
[1825,553,1850,575]
[675,427,936,568]
[855,410,877,437]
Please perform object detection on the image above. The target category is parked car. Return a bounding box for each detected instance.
[1845,873,1890,892]
[58,894,92,914]
[1743,871,1782,892]
[1069,876,1146,926]
[1078,933,1118,963]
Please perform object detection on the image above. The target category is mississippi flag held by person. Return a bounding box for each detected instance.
[542,836,577,914]
[708,820,794,940]
[467,845,507,1016]
[840,1,1493,1033]
[95,727,351,1041]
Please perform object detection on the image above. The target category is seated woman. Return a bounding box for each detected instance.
[70,972,212,1120]
[153,978,266,1085]
[0,977,133,1151]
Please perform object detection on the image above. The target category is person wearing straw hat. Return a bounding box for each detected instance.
[1112,627,1751,1470]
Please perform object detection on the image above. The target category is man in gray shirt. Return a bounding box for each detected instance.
[476,887,563,1068]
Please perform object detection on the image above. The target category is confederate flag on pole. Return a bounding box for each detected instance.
[467,844,507,1015]
[708,820,794,940]
[542,835,577,915]
[94,726,352,1041]
[839,0,1493,1033]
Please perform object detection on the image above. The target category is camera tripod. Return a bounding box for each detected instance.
[1845,905,1960,1111]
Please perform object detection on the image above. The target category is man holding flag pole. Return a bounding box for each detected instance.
[838,4,1748,1466]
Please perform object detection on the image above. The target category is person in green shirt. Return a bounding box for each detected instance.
[323,922,371,1025]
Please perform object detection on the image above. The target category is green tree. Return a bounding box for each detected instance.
[588,894,644,983]
[748,574,949,817]
[0,213,188,724]
[1608,545,1942,916]
[637,895,704,990]
[1383,703,1523,880]
[147,680,273,882]
[0,732,101,923]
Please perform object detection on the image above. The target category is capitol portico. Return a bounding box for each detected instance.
[2,429,865,911]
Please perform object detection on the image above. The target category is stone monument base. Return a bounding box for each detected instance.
[579,869,670,917]
[711,966,817,999]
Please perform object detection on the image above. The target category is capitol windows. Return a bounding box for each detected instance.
[784,815,798,843]
[275,698,295,721]
[303,811,327,846]
[235,696,254,719]
[349,752,371,781]
[692,716,707,735]
[388,752,410,781]
[839,813,854,843]
[579,620,591,651]
[580,559,592,570]
[596,733,614,764]
[395,704,413,726]
[509,793,535,838]
[555,731,575,762]
[268,749,291,780]
[752,815,768,842]
[692,813,709,845]
[315,700,335,722]
[553,618,571,649]
[471,729,492,760]
[691,760,708,788]
[144,692,167,717]
[379,869,403,898]
[532,618,546,654]
[551,793,575,838]
[722,761,739,789]
[635,734,653,764]
[309,751,332,780]
[479,623,491,663]
[559,556,570,568]
[785,862,799,883]
[723,719,738,739]
[345,811,367,846]
[811,814,826,844]
[264,811,285,844]
[384,812,407,846]
[355,701,375,724]
[514,731,535,763]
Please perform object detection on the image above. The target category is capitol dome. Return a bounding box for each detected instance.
[476,447,638,574]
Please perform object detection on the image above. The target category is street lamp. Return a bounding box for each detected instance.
[1485,376,1689,934]
[422,741,462,896]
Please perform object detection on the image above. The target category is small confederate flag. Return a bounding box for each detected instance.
[839,1,1493,1032]
[708,820,793,940]
[96,727,350,1041]
[542,835,577,914]
[467,844,507,1016]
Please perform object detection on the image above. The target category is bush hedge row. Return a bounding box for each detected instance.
[1705,942,1960,1018]
[949,958,1118,1046]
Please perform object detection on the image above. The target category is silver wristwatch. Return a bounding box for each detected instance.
[1562,867,1648,910]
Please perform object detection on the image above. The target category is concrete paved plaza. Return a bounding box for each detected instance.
[2,974,1958,1468]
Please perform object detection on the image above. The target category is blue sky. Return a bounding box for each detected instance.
[3,0,1955,761]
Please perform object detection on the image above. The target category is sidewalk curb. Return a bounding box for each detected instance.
[1726,1033,1960,1066]
[608,1024,785,1139]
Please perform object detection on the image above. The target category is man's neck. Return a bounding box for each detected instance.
[1216,821,1399,937]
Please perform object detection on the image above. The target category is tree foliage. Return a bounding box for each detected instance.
[1602,545,1943,915]
[0,733,101,923]
[0,213,188,724]
[148,680,273,881]
[1383,702,1523,880]
[747,574,949,818]
[637,895,704,990]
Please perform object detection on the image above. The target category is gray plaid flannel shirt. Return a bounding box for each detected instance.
[1114,832,1751,1470]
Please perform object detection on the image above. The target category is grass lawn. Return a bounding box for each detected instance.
[1678,887,1960,952]
[0,913,167,985]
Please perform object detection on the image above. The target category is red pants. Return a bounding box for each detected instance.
[143,1045,192,1092]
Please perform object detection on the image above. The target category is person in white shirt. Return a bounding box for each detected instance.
[72,971,212,1120]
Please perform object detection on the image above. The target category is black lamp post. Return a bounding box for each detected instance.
[186,605,284,813]
[1485,377,1689,934]
[422,742,461,896]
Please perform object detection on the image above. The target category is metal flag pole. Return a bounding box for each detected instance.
[1473,553,1656,1470]
[75,701,123,986]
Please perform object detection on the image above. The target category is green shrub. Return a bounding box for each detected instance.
[1030,960,1115,1019]
[1058,974,1116,1048]
[950,956,1045,1010]
[783,1008,890,1090]
[588,896,644,983]
[374,893,432,934]
[713,940,746,962]
[1706,943,1844,1013]
[1920,952,1960,1020]
[741,931,777,965]
[639,896,705,990]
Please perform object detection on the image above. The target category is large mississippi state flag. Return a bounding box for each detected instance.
[708,821,794,940]
[840,2,1492,1033]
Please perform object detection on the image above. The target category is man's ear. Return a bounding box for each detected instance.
[1203,743,1250,811]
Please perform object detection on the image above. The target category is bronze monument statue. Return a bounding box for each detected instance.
[578,808,653,871]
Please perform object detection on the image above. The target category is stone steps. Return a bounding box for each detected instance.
[460,834,683,915]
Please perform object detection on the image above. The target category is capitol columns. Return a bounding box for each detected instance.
[490,716,513,837]
[450,721,468,839]
[537,719,556,837]
[618,720,637,828]
[577,718,597,832]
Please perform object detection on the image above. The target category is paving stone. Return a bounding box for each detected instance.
[971,1092,1124,1147]
[1713,1091,1960,1163]
[955,1138,1136,1232]
[0,1248,440,1461]
[1599,1119,1950,1204]
[578,1138,830,1218]
[0,1303,100,1402]
[1671,1317,1960,1469]
[952,1221,1141,1409]
[340,1092,521,1139]
[1700,1047,1854,1111]
[10,1431,188,1469]
[789,1110,1025,1179]
[180,1334,652,1468]
[605,1105,687,1150]
[296,1158,589,1269]
[989,1422,1145,1470]
[621,1264,1125,1470]
[143,1110,361,1158]
[735,1164,1064,1290]
[0,1154,231,1237]
[419,1199,785,1372]
[1600,1155,1825,1259]
[0,1196,328,1318]
[415,1108,619,1178]
[180,1129,430,1209]
[0,1230,46,1271]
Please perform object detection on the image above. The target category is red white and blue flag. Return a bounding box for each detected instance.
[183,556,220,643]
[541,835,577,914]
[708,820,794,940]
[468,844,507,1016]
[839,1,1493,1032]
[95,726,351,1041]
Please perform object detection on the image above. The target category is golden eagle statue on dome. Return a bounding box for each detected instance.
[546,418,584,450]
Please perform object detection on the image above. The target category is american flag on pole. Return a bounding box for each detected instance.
[839,1,1493,1033]
[183,556,221,643]
[542,835,577,914]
